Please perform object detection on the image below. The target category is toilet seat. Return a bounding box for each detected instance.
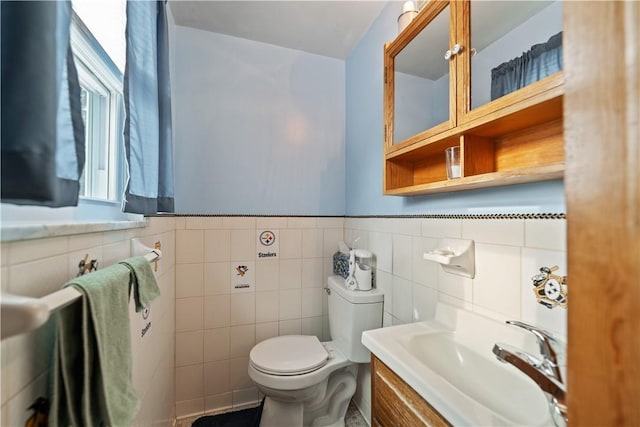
[250,335,329,376]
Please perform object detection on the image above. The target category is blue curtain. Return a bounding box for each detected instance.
[1,1,85,207]
[491,32,563,101]
[122,0,174,214]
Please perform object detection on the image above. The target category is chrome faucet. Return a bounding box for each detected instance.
[505,320,564,382]
[492,321,567,427]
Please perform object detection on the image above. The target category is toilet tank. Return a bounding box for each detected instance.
[327,275,383,363]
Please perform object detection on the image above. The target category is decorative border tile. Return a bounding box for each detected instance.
[149,213,566,220]
[346,213,566,219]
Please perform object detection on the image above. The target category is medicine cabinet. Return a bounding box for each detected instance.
[384,0,564,196]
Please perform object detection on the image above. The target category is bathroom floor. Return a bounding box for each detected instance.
[176,400,368,427]
[344,400,369,426]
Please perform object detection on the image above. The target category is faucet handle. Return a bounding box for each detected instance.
[505,320,563,365]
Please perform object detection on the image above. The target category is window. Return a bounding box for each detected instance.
[0,0,138,224]
[77,63,117,200]
[70,0,125,202]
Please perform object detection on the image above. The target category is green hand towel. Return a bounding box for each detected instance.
[119,256,161,312]
[50,264,140,427]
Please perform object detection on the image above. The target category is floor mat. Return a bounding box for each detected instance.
[192,399,264,427]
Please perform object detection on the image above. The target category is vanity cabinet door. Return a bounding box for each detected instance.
[372,356,451,427]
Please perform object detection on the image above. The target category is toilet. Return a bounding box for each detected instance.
[248,275,384,427]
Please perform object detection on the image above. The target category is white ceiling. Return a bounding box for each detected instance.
[168,1,390,60]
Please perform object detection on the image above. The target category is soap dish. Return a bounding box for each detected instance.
[424,238,475,279]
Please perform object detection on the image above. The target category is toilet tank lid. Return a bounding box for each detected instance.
[328,275,384,304]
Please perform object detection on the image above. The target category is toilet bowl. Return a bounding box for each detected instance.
[249,338,356,427]
[248,276,384,427]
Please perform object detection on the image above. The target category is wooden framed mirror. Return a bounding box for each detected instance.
[383,0,565,196]
[384,0,454,152]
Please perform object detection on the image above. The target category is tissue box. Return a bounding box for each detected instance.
[332,252,349,279]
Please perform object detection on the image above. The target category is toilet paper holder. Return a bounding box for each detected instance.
[423,238,475,278]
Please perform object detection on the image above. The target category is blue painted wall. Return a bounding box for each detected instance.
[345,2,565,215]
[171,2,565,216]
[172,26,345,215]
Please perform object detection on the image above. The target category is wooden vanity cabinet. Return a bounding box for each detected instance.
[383,0,564,196]
[371,355,451,427]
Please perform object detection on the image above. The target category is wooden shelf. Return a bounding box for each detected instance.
[387,73,563,159]
[384,78,564,196]
[384,164,564,196]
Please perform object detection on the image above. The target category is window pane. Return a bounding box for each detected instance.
[70,0,124,202]
[71,0,126,72]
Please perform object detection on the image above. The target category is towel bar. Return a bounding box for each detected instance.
[0,248,161,341]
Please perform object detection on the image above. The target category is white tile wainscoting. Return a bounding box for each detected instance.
[0,214,566,426]
[345,216,567,425]
[172,215,566,423]
[0,217,176,427]
[173,216,344,418]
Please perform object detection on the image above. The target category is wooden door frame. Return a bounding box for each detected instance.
[564,1,639,425]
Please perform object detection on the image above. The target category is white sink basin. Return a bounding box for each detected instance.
[362,304,557,426]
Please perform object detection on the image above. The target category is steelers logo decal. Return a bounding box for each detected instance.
[260,231,275,246]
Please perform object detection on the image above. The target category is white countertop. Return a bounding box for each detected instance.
[362,303,556,427]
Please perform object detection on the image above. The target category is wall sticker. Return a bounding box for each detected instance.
[257,230,279,259]
[231,261,255,293]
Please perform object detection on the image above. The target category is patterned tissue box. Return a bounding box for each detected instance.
[332,252,350,279]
